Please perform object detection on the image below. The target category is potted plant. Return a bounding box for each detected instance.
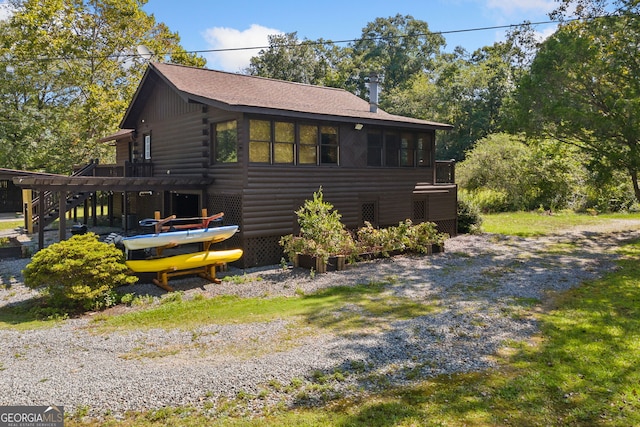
[280,188,355,273]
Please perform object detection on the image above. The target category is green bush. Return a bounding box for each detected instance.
[461,188,510,213]
[23,233,138,313]
[356,220,448,256]
[406,220,448,253]
[281,190,450,266]
[280,187,356,264]
[457,199,483,234]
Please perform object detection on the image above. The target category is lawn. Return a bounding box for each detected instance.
[481,210,640,236]
[19,211,638,426]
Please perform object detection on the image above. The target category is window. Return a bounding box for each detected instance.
[213,120,238,163]
[416,133,432,167]
[299,124,318,164]
[385,132,400,167]
[367,129,435,168]
[274,122,295,164]
[143,133,151,160]
[367,131,383,166]
[249,119,271,163]
[248,119,339,165]
[320,126,338,164]
[400,132,415,167]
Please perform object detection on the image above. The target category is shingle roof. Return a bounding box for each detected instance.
[148,62,452,130]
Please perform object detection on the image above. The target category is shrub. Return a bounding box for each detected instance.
[281,189,450,269]
[280,187,355,264]
[406,220,448,253]
[23,233,138,313]
[457,199,483,234]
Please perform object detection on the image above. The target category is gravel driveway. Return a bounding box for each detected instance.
[1,219,639,418]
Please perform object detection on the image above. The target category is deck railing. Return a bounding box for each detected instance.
[87,161,153,177]
[435,160,456,184]
[124,161,153,177]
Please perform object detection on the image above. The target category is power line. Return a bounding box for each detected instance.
[180,19,571,55]
[0,16,583,64]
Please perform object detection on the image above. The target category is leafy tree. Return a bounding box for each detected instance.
[348,14,445,99]
[457,133,585,211]
[514,3,640,203]
[0,0,204,173]
[385,39,523,160]
[246,32,347,87]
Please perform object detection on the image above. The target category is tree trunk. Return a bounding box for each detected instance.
[631,168,640,205]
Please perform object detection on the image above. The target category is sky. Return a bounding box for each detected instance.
[0,0,560,72]
[141,0,560,72]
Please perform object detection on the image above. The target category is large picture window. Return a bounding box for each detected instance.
[213,120,238,163]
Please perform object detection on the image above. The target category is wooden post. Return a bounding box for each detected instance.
[108,193,114,227]
[58,191,66,243]
[38,191,45,249]
[123,192,128,233]
[22,189,33,234]
[92,192,97,226]
[83,198,89,225]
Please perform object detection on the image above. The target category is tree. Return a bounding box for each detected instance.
[515,3,640,203]
[457,133,586,211]
[385,39,523,160]
[246,32,347,87]
[347,14,445,100]
[0,0,204,173]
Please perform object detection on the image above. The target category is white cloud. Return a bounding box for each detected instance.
[485,0,556,16]
[202,24,283,72]
[533,24,557,42]
[0,1,14,21]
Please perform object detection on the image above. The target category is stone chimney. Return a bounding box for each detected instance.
[368,72,379,113]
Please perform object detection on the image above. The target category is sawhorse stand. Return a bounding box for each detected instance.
[152,263,226,292]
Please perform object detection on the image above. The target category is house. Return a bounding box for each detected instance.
[17,62,458,267]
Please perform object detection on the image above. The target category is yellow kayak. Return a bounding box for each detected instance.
[126,249,243,273]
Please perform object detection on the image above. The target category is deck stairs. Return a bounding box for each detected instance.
[31,161,98,230]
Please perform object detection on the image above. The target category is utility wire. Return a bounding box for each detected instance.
[0,16,587,64]
[185,19,571,54]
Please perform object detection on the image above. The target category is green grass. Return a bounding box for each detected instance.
[90,278,437,334]
[0,304,65,330]
[0,220,24,231]
[4,211,633,426]
[67,239,640,426]
[481,211,640,236]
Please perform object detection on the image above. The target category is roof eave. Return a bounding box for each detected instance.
[189,97,453,130]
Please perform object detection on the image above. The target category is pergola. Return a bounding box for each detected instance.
[13,175,211,249]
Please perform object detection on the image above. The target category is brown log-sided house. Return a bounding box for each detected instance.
[17,62,458,267]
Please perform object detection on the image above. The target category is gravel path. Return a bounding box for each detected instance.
[1,219,639,418]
